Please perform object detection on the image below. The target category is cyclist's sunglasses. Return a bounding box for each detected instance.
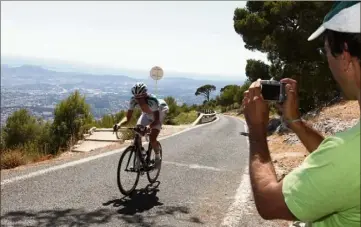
[134,93,147,99]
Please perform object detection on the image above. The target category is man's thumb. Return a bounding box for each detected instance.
[285,84,295,98]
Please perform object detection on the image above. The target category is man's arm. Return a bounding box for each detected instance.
[248,126,298,221]
[278,78,325,153]
[289,120,325,153]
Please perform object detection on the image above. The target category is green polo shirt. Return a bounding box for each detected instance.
[283,121,360,227]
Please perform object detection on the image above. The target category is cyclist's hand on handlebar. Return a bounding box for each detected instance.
[113,123,120,132]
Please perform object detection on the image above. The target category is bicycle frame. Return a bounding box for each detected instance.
[126,127,153,171]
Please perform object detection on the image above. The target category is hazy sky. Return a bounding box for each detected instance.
[1,1,268,79]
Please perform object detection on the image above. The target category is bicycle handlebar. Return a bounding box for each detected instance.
[113,125,150,137]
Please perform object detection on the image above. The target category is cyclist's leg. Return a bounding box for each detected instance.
[151,109,167,147]
[149,127,161,167]
[149,110,167,167]
[135,113,151,168]
[136,112,152,129]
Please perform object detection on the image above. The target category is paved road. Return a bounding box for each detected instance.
[1,115,283,227]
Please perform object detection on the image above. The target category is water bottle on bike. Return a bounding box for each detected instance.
[141,147,146,160]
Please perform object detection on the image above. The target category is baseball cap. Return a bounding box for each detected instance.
[308,1,361,41]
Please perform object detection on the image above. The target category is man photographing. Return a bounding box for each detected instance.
[242,1,360,226]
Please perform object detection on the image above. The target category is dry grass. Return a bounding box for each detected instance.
[310,100,359,123]
[0,149,27,169]
[0,147,55,170]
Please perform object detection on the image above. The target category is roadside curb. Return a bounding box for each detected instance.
[1,115,220,185]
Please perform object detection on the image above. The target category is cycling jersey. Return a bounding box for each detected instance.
[128,94,169,112]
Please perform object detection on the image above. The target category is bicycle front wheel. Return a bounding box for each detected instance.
[146,142,162,184]
[117,146,140,195]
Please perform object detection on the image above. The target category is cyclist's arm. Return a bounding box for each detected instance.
[289,120,325,153]
[118,109,133,125]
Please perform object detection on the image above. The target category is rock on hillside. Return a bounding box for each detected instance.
[270,100,359,144]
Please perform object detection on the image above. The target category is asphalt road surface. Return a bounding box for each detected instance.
[1,115,284,227]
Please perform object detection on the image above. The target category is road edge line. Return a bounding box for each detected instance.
[1,116,220,186]
[221,114,252,227]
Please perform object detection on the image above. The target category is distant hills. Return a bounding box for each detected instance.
[1,64,245,123]
[1,64,244,98]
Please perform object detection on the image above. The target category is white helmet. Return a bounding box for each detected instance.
[131,82,148,98]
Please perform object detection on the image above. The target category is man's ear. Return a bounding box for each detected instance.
[342,42,354,72]
[343,42,361,89]
[351,58,361,89]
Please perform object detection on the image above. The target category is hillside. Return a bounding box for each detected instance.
[269,100,359,178]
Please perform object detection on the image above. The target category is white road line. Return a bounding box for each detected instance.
[160,115,220,141]
[163,161,225,172]
[1,116,220,186]
[0,148,126,186]
[221,116,252,227]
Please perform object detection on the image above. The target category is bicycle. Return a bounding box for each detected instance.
[113,125,163,196]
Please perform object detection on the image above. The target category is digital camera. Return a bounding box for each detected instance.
[260,80,287,103]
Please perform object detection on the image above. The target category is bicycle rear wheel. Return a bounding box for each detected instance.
[117,146,140,195]
[146,142,162,184]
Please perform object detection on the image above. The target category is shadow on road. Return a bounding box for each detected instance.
[1,182,204,227]
[102,181,164,215]
[0,208,116,227]
[102,181,204,226]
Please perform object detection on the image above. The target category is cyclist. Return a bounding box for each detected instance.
[114,82,168,168]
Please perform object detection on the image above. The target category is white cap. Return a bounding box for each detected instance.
[308,1,361,41]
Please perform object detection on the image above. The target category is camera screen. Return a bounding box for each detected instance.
[261,84,280,100]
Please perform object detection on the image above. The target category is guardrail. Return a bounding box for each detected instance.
[86,109,217,136]
[192,110,217,126]
[199,109,215,114]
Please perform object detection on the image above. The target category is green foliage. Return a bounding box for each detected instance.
[233,1,339,113]
[173,111,198,125]
[52,90,94,150]
[2,109,40,148]
[195,84,216,102]
[0,108,56,168]
[218,85,241,106]
[215,80,251,111]
[97,114,115,128]
[245,59,271,81]
[163,96,181,125]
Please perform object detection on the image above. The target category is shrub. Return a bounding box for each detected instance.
[2,109,41,148]
[52,90,94,150]
[0,149,26,169]
[173,111,198,125]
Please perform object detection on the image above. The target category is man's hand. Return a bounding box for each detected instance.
[279,78,324,152]
[242,79,269,131]
[279,78,301,122]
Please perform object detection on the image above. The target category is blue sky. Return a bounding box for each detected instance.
[1,1,268,80]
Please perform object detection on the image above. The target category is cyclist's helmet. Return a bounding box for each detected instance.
[131,82,148,98]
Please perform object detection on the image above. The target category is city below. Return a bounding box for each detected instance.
[1,64,240,126]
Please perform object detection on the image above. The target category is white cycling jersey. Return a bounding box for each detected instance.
[128,94,169,112]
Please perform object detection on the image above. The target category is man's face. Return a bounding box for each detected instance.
[325,39,358,100]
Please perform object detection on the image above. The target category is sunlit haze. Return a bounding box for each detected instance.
[1,1,268,80]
